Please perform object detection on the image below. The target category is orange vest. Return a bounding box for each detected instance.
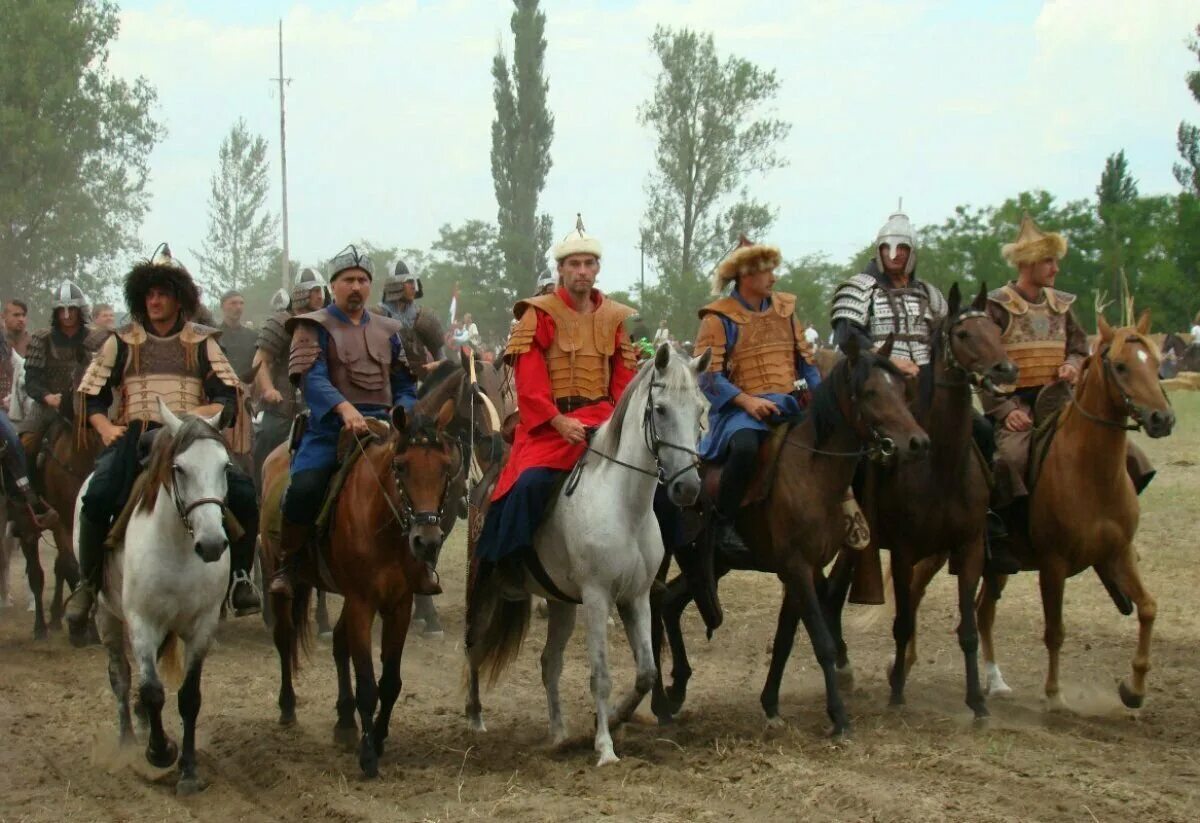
[696,292,806,396]
[990,284,1074,389]
[506,292,636,400]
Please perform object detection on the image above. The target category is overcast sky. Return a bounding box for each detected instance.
[110,0,1199,299]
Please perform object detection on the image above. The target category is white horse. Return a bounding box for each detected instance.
[465,344,710,765]
[75,399,234,795]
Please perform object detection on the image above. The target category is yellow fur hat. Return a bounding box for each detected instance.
[713,235,781,294]
[1001,213,1068,267]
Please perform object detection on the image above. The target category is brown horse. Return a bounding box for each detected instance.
[264,399,459,778]
[651,335,931,735]
[823,283,1017,719]
[909,312,1174,710]
[16,417,95,638]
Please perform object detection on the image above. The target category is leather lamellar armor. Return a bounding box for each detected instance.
[287,309,407,407]
[505,293,637,401]
[256,310,301,417]
[695,292,807,396]
[25,327,91,397]
[76,322,241,424]
[831,273,947,365]
[989,284,1075,389]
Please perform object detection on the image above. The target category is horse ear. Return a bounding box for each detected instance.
[436,398,455,431]
[202,408,222,430]
[1098,314,1114,342]
[1136,309,1152,336]
[158,398,182,436]
[973,281,988,311]
[654,342,671,371]
[691,346,712,374]
[391,404,408,434]
[877,333,895,359]
[947,282,962,317]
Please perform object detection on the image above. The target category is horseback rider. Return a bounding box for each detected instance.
[251,267,328,492]
[19,281,94,468]
[269,245,440,598]
[376,260,448,374]
[983,214,1156,536]
[0,333,57,528]
[693,235,821,542]
[475,216,638,586]
[67,245,262,644]
[217,289,258,382]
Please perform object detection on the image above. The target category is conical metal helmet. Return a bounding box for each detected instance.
[874,211,917,276]
[52,279,89,310]
[291,267,328,306]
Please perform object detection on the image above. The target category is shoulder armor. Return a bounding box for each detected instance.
[989,284,1028,316]
[288,320,322,383]
[693,312,729,374]
[284,308,331,336]
[1045,289,1077,314]
[920,281,948,320]
[504,305,540,363]
[205,337,241,388]
[77,334,119,397]
[24,330,50,369]
[256,311,291,360]
[698,297,751,325]
[116,322,146,346]
[181,322,219,344]
[771,291,797,319]
[83,327,112,354]
[830,273,876,325]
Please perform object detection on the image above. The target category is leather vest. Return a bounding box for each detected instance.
[990,285,1073,389]
[698,294,799,395]
[30,328,90,397]
[510,294,635,401]
[290,309,404,407]
[257,311,301,417]
[120,328,205,424]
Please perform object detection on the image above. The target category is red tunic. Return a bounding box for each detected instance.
[492,289,636,500]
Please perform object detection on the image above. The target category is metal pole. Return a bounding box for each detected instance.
[277,20,291,291]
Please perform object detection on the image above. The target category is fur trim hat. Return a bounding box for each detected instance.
[1001,213,1068,267]
[713,235,782,294]
[124,243,201,325]
[552,214,603,261]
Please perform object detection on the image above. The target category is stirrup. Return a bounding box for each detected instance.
[228,570,262,616]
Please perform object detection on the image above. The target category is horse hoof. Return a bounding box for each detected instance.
[1118,680,1145,709]
[32,625,48,641]
[835,664,855,689]
[146,739,178,769]
[176,776,206,796]
[830,725,852,742]
[888,693,906,708]
[596,750,620,767]
[359,750,379,779]
[764,714,785,730]
[1045,693,1068,713]
[333,724,358,749]
[421,629,444,640]
[279,711,296,727]
[467,715,487,733]
[317,629,333,641]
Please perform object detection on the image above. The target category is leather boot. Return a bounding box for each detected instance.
[269,519,313,599]
[848,544,885,605]
[985,509,1022,575]
[66,513,106,646]
[412,559,443,596]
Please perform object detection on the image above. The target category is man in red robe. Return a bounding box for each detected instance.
[475,217,637,582]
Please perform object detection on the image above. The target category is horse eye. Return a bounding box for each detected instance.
[655,405,666,415]
[1114,362,1128,373]
[171,463,183,474]
[863,388,877,400]
[955,330,969,341]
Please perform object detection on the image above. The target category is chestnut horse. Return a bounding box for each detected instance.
[651,336,931,736]
[264,399,459,778]
[909,312,1174,710]
[823,283,1017,719]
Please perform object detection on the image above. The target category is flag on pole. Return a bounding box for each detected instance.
[448,285,459,327]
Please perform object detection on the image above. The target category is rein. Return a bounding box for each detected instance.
[1066,349,1167,433]
[167,433,232,537]
[934,309,1012,395]
[352,427,459,534]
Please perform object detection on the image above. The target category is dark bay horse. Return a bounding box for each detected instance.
[265,399,459,778]
[824,283,1017,718]
[651,336,930,735]
[910,312,1174,710]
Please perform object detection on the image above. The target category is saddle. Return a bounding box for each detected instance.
[1027,381,1072,495]
[699,422,793,509]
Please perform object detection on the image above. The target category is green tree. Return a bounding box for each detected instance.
[0,0,163,304]
[638,27,790,334]
[419,221,509,345]
[192,118,279,293]
[1096,150,1139,320]
[491,0,554,296]
[1174,25,1200,195]
[776,253,850,337]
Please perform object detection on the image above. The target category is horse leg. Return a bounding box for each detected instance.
[823,551,857,684]
[887,555,915,707]
[582,586,618,766]
[904,553,948,678]
[344,599,380,778]
[540,600,577,745]
[20,534,46,640]
[175,656,206,795]
[978,574,1011,696]
[315,591,333,639]
[272,586,302,726]
[49,523,79,630]
[331,612,357,746]
[412,594,443,638]
[1103,552,1157,709]
[1039,558,1069,710]
[98,608,134,746]
[612,595,657,728]
[131,620,177,769]
[955,540,988,719]
[662,572,699,712]
[371,595,414,759]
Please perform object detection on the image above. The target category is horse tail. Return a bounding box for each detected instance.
[289,586,314,672]
[848,558,894,632]
[157,632,184,689]
[465,573,530,688]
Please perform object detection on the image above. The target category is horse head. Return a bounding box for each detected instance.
[1095,312,1175,438]
[941,282,1018,390]
[156,399,231,563]
[838,334,930,462]
[390,399,460,567]
[648,343,710,507]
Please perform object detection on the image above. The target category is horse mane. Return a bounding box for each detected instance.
[138,417,227,513]
[418,359,461,398]
[809,349,900,447]
[415,365,465,419]
[590,352,693,456]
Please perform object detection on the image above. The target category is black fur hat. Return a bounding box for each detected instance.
[123,243,201,325]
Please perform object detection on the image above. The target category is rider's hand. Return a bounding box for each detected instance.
[44,393,62,410]
[337,403,370,436]
[890,356,920,378]
[551,414,587,445]
[1004,408,1033,432]
[262,387,283,405]
[735,394,781,421]
[1057,362,1079,384]
[98,420,127,447]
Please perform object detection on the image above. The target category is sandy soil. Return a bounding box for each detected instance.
[2,395,1199,823]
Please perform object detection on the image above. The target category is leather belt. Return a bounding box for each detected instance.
[555,395,610,413]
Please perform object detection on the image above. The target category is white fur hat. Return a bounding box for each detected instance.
[552,214,602,261]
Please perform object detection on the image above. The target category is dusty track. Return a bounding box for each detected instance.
[2,395,1199,822]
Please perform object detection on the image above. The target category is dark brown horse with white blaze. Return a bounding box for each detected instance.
[908,312,1173,711]
[264,399,459,778]
[651,335,931,736]
[823,282,1017,719]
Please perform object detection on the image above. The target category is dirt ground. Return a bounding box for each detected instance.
[2,394,1199,823]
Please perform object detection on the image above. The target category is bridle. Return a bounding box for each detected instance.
[168,435,231,537]
[935,309,1010,394]
[783,357,898,464]
[352,427,460,533]
[1068,341,1169,433]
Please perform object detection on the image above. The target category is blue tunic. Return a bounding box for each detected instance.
[291,305,418,473]
[699,293,822,461]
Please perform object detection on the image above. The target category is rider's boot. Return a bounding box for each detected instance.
[985,509,1022,575]
[411,556,443,597]
[66,512,106,646]
[228,531,262,617]
[16,478,58,530]
[269,519,313,599]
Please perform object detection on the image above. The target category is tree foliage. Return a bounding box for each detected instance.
[1174,25,1200,195]
[637,27,790,336]
[0,0,162,312]
[491,0,554,296]
[192,118,279,294]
